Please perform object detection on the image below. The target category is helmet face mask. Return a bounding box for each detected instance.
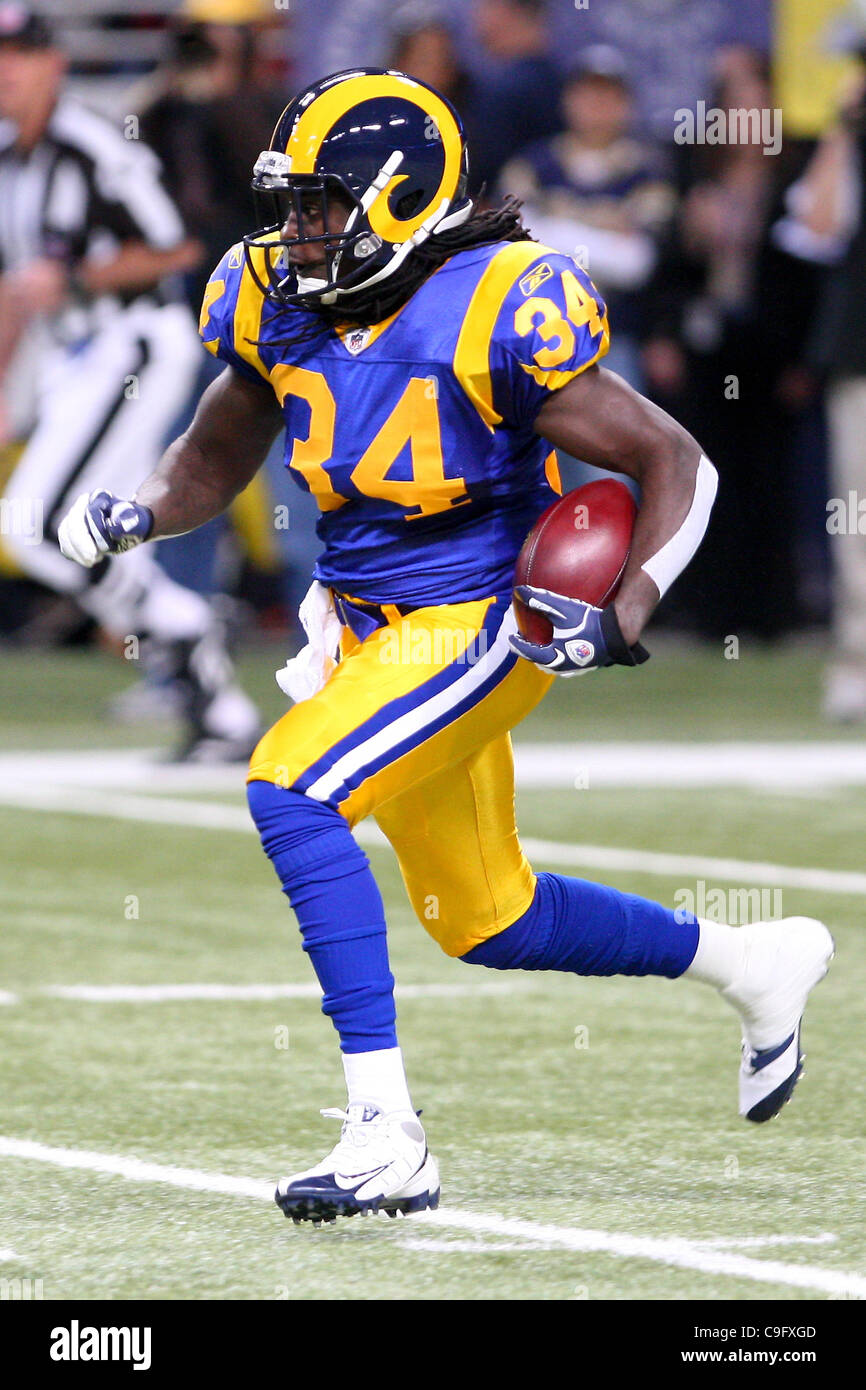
[243,68,472,311]
[246,165,368,304]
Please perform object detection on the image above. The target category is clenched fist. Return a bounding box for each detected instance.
[58,489,154,567]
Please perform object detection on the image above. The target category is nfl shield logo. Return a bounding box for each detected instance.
[565,638,595,666]
[345,328,372,355]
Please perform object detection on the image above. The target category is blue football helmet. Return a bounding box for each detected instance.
[243,67,472,309]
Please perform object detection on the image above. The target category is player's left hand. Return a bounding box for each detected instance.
[510,585,650,676]
[58,489,154,567]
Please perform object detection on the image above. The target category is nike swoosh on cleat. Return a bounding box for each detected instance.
[334,1165,389,1190]
[276,1166,389,1198]
[746,1029,797,1073]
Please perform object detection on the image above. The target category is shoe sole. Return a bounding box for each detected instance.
[275,1185,440,1226]
[276,1152,441,1226]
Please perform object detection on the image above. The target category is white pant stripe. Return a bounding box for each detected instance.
[305,604,518,804]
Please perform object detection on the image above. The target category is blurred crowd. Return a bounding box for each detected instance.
[3,0,866,723]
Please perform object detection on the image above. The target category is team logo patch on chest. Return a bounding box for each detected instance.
[344,327,373,355]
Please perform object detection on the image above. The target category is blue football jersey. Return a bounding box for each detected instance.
[199,238,609,606]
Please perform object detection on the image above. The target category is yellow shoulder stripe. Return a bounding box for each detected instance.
[232,245,274,382]
[199,278,225,338]
[452,242,550,430]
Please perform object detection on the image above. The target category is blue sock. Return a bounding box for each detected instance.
[461,872,699,978]
[247,779,397,1052]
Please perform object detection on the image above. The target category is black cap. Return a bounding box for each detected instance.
[0,3,54,49]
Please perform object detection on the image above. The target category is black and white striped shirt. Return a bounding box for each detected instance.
[0,94,188,336]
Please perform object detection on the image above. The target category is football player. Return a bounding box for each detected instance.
[59,70,833,1224]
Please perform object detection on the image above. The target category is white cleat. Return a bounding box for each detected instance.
[275,1104,440,1224]
[720,917,835,1123]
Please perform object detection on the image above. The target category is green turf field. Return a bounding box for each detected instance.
[0,644,863,1301]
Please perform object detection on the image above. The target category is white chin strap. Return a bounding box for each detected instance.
[295,272,330,296]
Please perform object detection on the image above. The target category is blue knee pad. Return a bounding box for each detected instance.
[462,872,698,978]
[247,779,397,1052]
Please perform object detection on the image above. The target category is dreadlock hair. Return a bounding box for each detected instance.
[255,196,534,352]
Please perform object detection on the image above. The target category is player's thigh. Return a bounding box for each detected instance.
[248,594,553,826]
[374,733,535,957]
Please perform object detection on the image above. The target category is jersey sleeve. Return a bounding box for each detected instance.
[491,248,609,427]
[453,243,609,432]
[198,244,270,384]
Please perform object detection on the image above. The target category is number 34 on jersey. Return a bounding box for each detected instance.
[199,239,609,528]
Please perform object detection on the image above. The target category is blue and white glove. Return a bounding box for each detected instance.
[58,489,154,568]
[510,584,650,676]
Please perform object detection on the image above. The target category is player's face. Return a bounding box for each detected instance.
[280,192,353,279]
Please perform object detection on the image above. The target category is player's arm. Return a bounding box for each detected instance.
[58,366,284,566]
[136,366,284,537]
[533,365,716,647]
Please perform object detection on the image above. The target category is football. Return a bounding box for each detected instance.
[513,478,637,645]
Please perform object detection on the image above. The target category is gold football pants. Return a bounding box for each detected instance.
[249,594,553,957]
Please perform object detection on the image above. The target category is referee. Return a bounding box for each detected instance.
[0,3,260,760]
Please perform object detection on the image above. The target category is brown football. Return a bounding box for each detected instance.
[513,479,637,645]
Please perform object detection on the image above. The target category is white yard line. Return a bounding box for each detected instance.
[417,1211,866,1298]
[0,782,251,832]
[0,1136,862,1298]
[514,742,866,790]
[5,742,866,789]
[0,1248,22,1261]
[697,1234,836,1250]
[0,1137,269,1200]
[0,991,19,1006]
[1,778,864,898]
[43,981,528,1003]
[512,837,866,897]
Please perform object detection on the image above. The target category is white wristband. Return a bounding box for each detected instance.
[641,455,718,597]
